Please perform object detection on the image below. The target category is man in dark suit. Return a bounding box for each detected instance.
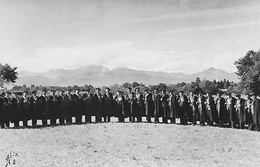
[133,87,144,123]
[0,92,5,128]
[56,90,64,125]
[235,94,246,129]
[168,91,177,124]
[114,90,125,122]
[2,92,11,128]
[245,94,253,129]
[38,90,48,127]
[143,88,153,123]
[20,91,29,127]
[48,90,57,126]
[71,89,81,124]
[250,93,260,131]
[103,87,114,123]
[63,90,72,124]
[178,91,189,125]
[125,87,134,122]
[215,92,226,127]
[161,90,169,123]
[205,92,216,126]
[84,89,93,123]
[225,93,236,128]
[153,89,161,123]
[197,92,206,126]
[92,88,103,123]
[29,90,38,126]
[11,93,20,128]
[188,91,198,126]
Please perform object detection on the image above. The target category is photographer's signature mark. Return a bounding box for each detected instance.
[5,151,19,167]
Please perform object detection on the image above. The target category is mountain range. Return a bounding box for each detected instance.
[16,65,239,86]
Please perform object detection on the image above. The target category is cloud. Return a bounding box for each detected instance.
[12,39,242,74]
[14,40,134,72]
[159,20,260,34]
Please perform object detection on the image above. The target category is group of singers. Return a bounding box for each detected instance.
[0,87,259,131]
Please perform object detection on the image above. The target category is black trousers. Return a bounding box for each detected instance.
[169,118,175,124]
[199,110,205,126]
[75,115,82,124]
[146,116,151,123]
[14,121,19,128]
[23,120,28,127]
[50,118,56,125]
[163,117,168,123]
[59,118,65,125]
[85,115,91,123]
[32,119,37,126]
[180,117,188,125]
[66,117,72,124]
[103,116,111,123]
[154,116,159,123]
[95,115,101,123]
[42,118,47,126]
[118,115,124,122]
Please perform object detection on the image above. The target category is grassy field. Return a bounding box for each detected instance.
[0,118,259,167]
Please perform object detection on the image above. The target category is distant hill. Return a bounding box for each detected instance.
[16,65,239,86]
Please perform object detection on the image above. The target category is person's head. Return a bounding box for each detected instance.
[251,93,257,99]
[198,91,202,97]
[96,87,101,94]
[42,90,47,96]
[179,91,184,96]
[116,90,122,96]
[206,92,211,97]
[31,90,37,96]
[105,87,110,93]
[65,90,70,95]
[6,91,12,97]
[12,93,16,98]
[153,89,158,95]
[0,92,6,97]
[135,87,140,93]
[189,91,193,96]
[51,90,56,95]
[23,91,28,96]
[236,94,241,99]
[226,92,232,98]
[127,87,132,93]
[216,92,222,98]
[144,88,148,94]
[86,89,90,94]
[75,89,80,94]
[161,90,166,95]
[59,90,64,96]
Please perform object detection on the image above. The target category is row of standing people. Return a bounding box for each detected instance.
[0,87,259,131]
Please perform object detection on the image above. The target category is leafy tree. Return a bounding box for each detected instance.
[234,50,260,94]
[0,63,18,88]
[122,82,132,89]
[132,82,139,88]
[223,80,230,89]
[157,83,167,92]
[199,80,218,94]
[195,77,201,85]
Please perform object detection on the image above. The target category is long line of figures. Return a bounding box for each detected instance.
[0,87,260,131]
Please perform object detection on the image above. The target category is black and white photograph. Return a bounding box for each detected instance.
[0,0,260,166]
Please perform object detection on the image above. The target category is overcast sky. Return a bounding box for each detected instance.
[0,0,260,74]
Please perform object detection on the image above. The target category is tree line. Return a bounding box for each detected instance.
[1,49,260,95]
[9,79,236,95]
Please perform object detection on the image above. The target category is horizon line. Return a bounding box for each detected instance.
[17,65,236,75]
